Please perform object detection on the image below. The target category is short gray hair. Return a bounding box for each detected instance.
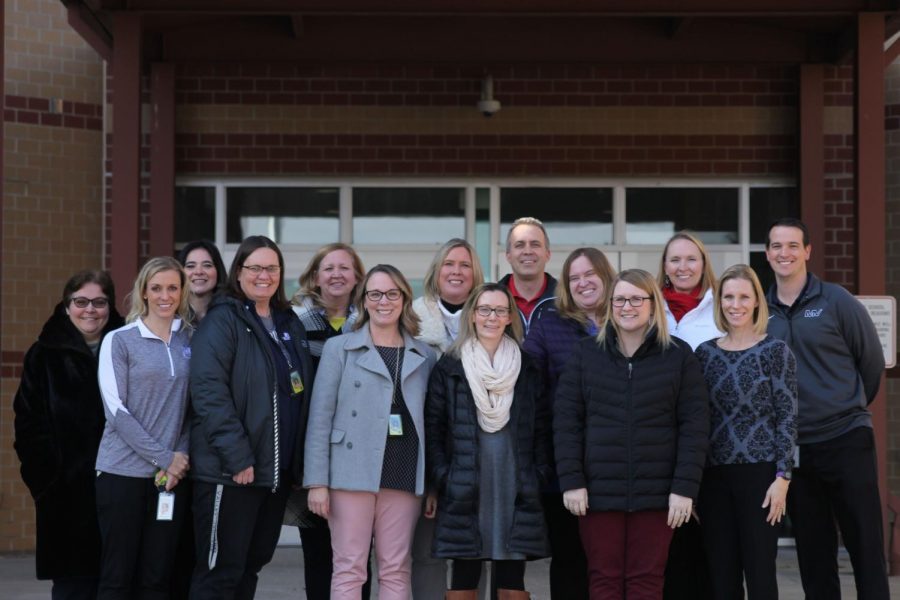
[505,217,549,252]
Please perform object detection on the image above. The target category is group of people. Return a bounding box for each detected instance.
[13,215,888,600]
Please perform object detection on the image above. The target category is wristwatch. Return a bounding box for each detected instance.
[776,470,792,481]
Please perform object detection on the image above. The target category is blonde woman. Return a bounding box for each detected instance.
[426,283,550,599]
[95,257,193,599]
[305,265,436,600]
[694,265,797,599]
[554,269,708,600]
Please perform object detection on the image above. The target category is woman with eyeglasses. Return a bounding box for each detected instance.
[694,265,797,600]
[14,270,124,600]
[523,247,616,600]
[656,231,721,600]
[304,264,436,600]
[289,243,371,600]
[426,282,550,599]
[189,236,314,600]
[94,257,193,599]
[554,269,708,600]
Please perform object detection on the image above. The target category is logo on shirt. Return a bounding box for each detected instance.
[182,346,192,359]
[803,309,824,318]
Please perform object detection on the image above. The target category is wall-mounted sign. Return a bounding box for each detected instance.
[857,296,896,369]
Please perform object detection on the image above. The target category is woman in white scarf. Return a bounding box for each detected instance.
[425,283,550,600]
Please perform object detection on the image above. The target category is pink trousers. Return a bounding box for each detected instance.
[329,488,421,600]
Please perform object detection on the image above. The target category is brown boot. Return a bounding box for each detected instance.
[497,590,530,600]
[445,591,478,600]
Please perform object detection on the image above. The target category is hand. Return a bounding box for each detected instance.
[167,452,189,479]
[667,493,693,528]
[424,494,437,519]
[762,477,790,525]
[563,488,589,517]
[308,486,330,518]
[232,466,254,486]
[163,471,181,491]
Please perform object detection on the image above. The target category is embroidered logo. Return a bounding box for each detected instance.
[804,309,823,318]
[182,346,192,359]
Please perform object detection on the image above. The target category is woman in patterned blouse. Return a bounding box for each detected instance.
[694,264,798,600]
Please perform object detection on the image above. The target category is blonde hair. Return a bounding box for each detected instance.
[713,264,769,336]
[657,231,717,298]
[353,264,421,337]
[126,257,192,325]
[555,247,616,326]
[598,269,671,349]
[422,238,485,302]
[292,243,365,308]
[449,283,524,358]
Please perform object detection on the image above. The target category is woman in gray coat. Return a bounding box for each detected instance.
[304,264,436,600]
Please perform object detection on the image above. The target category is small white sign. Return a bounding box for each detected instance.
[857,296,896,369]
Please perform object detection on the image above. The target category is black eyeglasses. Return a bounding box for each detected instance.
[365,289,403,302]
[475,305,511,318]
[611,296,652,308]
[242,265,281,275]
[69,297,109,309]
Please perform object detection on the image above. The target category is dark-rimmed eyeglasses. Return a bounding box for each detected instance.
[242,265,281,275]
[475,305,511,318]
[611,296,652,308]
[365,289,403,302]
[69,297,109,309]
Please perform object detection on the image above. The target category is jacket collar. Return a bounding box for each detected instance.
[135,316,185,340]
[38,301,125,352]
[413,296,452,351]
[341,324,427,381]
[766,272,820,310]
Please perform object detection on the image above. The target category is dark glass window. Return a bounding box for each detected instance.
[500,188,613,245]
[174,187,215,246]
[750,251,776,292]
[749,187,800,244]
[626,188,739,244]
[352,188,464,244]
[226,188,339,244]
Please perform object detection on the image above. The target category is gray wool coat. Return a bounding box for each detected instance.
[303,325,436,495]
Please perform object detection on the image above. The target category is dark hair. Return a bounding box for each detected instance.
[766,218,810,248]
[62,270,116,306]
[226,235,290,311]
[177,240,228,293]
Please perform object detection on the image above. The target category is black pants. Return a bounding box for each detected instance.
[52,576,99,600]
[542,493,589,600]
[788,427,890,600]
[171,478,195,600]
[190,481,290,600]
[663,517,711,600]
[95,472,186,600]
[298,516,373,600]
[451,560,524,591]
[698,463,780,600]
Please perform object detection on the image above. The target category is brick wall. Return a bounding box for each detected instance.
[1,0,105,552]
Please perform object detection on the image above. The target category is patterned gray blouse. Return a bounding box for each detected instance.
[694,335,798,473]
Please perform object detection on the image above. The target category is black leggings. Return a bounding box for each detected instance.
[450,560,525,590]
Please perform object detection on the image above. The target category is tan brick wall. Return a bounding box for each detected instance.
[1,0,104,553]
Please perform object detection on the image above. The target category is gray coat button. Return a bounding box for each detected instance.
[346,442,353,449]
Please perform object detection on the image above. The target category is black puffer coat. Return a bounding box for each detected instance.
[190,296,313,490]
[554,325,709,511]
[425,351,550,559]
[13,302,123,580]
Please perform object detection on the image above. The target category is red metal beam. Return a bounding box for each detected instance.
[110,13,142,311]
[855,10,889,562]
[800,64,826,277]
[149,62,174,259]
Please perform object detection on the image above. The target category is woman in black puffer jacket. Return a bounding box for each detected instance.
[426,283,550,600]
[554,269,709,600]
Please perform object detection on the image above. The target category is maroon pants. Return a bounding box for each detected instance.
[579,510,673,600]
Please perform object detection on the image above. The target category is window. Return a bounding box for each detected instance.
[625,188,739,244]
[500,188,613,246]
[352,188,464,244]
[226,187,339,244]
[174,186,215,245]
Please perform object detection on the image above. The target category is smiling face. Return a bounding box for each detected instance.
[506,224,550,280]
[473,290,512,346]
[765,225,810,282]
[238,247,280,306]
[184,247,218,297]
[438,245,476,305]
[364,271,403,331]
[315,249,358,305]
[568,255,604,314]
[144,270,183,322]
[664,238,704,294]
[611,281,653,337]
[66,282,110,343]
[719,277,758,333]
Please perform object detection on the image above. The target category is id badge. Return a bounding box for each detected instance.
[289,370,304,394]
[157,492,175,521]
[388,413,403,436]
